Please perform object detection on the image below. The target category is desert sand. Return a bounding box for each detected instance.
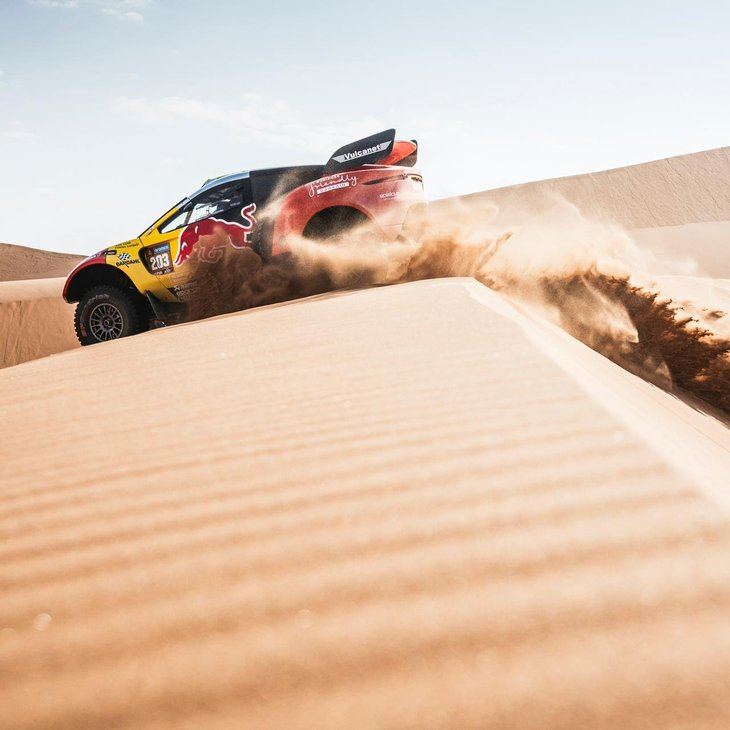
[1,147,728,728]
[631,222,730,277]
[0,243,81,282]
[459,147,730,229]
[0,278,78,369]
[1,278,729,729]
[0,243,80,368]
[454,146,730,278]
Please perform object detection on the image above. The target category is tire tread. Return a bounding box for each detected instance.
[74,284,144,346]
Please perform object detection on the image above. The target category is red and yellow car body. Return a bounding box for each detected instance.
[63,130,425,342]
[271,163,424,256]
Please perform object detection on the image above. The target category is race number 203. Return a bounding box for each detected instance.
[147,243,174,275]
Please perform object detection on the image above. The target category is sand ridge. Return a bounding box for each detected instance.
[0,277,78,369]
[0,243,81,282]
[1,279,729,728]
[454,146,730,229]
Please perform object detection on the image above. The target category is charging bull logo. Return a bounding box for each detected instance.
[174,203,257,266]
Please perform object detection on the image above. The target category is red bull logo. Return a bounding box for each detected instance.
[174,203,257,266]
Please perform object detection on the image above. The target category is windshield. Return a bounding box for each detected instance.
[140,198,187,238]
[145,180,246,237]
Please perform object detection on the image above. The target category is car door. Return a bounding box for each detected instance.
[137,198,194,296]
[139,178,255,293]
[173,179,255,267]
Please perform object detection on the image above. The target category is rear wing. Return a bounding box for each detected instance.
[324,129,394,175]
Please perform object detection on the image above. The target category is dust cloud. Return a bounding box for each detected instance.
[180,195,730,416]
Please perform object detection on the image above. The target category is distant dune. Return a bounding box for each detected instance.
[0,243,80,368]
[458,146,730,229]
[631,221,730,278]
[448,147,730,277]
[0,277,78,369]
[0,243,81,282]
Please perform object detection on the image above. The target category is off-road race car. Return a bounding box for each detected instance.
[63,129,425,345]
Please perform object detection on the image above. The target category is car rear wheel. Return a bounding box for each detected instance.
[74,285,145,346]
[302,207,376,244]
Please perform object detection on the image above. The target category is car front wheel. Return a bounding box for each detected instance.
[74,285,145,346]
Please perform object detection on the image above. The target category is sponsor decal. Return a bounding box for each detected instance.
[307,173,357,198]
[168,281,198,301]
[116,253,140,268]
[379,191,398,200]
[332,140,390,163]
[174,203,257,266]
[105,249,117,256]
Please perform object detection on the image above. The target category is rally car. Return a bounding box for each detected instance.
[63,129,425,345]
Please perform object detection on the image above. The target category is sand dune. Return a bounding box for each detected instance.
[456,146,730,230]
[1,146,729,728]
[444,147,729,278]
[0,278,78,369]
[0,245,80,368]
[631,221,730,278]
[0,243,81,282]
[1,279,729,729]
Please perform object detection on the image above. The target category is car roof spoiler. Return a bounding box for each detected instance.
[323,129,398,176]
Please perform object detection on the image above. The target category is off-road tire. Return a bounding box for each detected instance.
[74,285,145,346]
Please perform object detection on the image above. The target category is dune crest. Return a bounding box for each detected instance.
[457,146,730,229]
[0,278,78,369]
[0,243,81,282]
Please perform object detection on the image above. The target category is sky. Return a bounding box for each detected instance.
[0,0,729,253]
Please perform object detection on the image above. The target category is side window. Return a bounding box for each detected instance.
[159,207,191,234]
[189,182,243,224]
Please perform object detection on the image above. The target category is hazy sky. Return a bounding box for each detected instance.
[1,0,728,253]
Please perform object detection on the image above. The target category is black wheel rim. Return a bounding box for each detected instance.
[89,302,124,341]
